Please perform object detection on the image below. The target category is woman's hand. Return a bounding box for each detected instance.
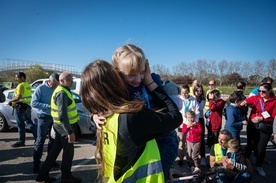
[240,100,247,106]
[251,116,263,123]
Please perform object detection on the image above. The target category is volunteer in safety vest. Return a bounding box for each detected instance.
[9,72,37,148]
[209,129,231,168]
[36,72,81,183]
[81,60,183,183]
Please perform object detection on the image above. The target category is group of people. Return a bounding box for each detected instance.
[5,43,276,183]
[8,72,82,182]
[81,44,276,183]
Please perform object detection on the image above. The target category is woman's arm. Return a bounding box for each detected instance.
[127,86,182,144]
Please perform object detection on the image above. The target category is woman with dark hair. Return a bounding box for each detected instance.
[193,83,207,166]
[81,60,182,182]
[241,83,276,177]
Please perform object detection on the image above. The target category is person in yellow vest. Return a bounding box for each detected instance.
[209,129,251,183]
[189,79,198,96]
[81,60,182,183]
[36,72,81,183]
[8,72,37,147]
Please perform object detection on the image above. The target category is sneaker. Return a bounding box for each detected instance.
[61,175,82,183]
[200,158,206,166]
[11,142,25,148]
[36,176,56,182]
[193,167,201,174]
[256,167,266,177]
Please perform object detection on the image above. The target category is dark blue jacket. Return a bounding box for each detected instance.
[224,104,245,132]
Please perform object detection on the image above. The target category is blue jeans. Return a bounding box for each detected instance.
[216,171,251,183]
[155,130,178,180]
[15,105,37,144]
[33,114,55,166]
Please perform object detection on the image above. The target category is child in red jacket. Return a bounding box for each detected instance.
[208,89,226,148]
[182,110,202,173]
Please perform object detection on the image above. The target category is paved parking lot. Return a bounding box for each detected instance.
[0,126,276,183]
[0,129,98,183]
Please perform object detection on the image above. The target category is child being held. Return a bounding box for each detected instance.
[181,110,202,173]
[221,139,252,181]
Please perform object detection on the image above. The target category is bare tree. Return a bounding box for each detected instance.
[206,60,217,75]
[171,65,181,77]
[227,60,241,74]
[267,59,276,79]
[218,60,229,85]
[174,61,191,77]
[253,60,265,79]
[150,64,170,78]
[232,61,241,74]
[193,59,208,82]
[241,61,252,79]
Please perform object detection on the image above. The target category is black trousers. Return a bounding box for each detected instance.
[245,122,272,167]
[199,117,206,158]
[37,126,74,179]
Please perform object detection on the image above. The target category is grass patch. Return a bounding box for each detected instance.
[202,86,255,96]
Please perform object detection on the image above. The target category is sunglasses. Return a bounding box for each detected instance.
[209,84,214,86]
[258,90,267,93]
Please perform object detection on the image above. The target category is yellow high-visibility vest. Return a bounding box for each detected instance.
[14,82,32,106]
[51,85,79,125]
[214,143,229,162]
[103,113,164,183]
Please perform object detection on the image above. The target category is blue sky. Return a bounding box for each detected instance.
[0,0,275,73]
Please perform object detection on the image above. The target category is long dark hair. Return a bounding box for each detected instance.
[81,60,144,182]
[81,60,143,115]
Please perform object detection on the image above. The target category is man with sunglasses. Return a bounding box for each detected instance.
[205,80,221,148]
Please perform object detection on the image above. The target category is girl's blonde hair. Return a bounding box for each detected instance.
[228,139,240,151]
[185,110,196,118]
[112,44,146,75]
[81,60,144,182]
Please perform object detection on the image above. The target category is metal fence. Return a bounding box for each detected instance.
[0,58,80,75]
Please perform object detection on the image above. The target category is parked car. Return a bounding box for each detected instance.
[31,78,82,95]
[0,89,96,137]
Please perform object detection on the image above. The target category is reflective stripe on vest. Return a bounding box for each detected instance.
[103,113,164,183]
[214,143,229,162]
[51,85,79,125]
[14,82,32,105]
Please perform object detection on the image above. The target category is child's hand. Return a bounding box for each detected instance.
[143,60,153,85]
[187,121,193,128]
[242,120,248,125]
[92,114,106,130]
[208,93,214,100]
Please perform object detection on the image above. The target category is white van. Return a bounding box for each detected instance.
[31,77,81,95]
